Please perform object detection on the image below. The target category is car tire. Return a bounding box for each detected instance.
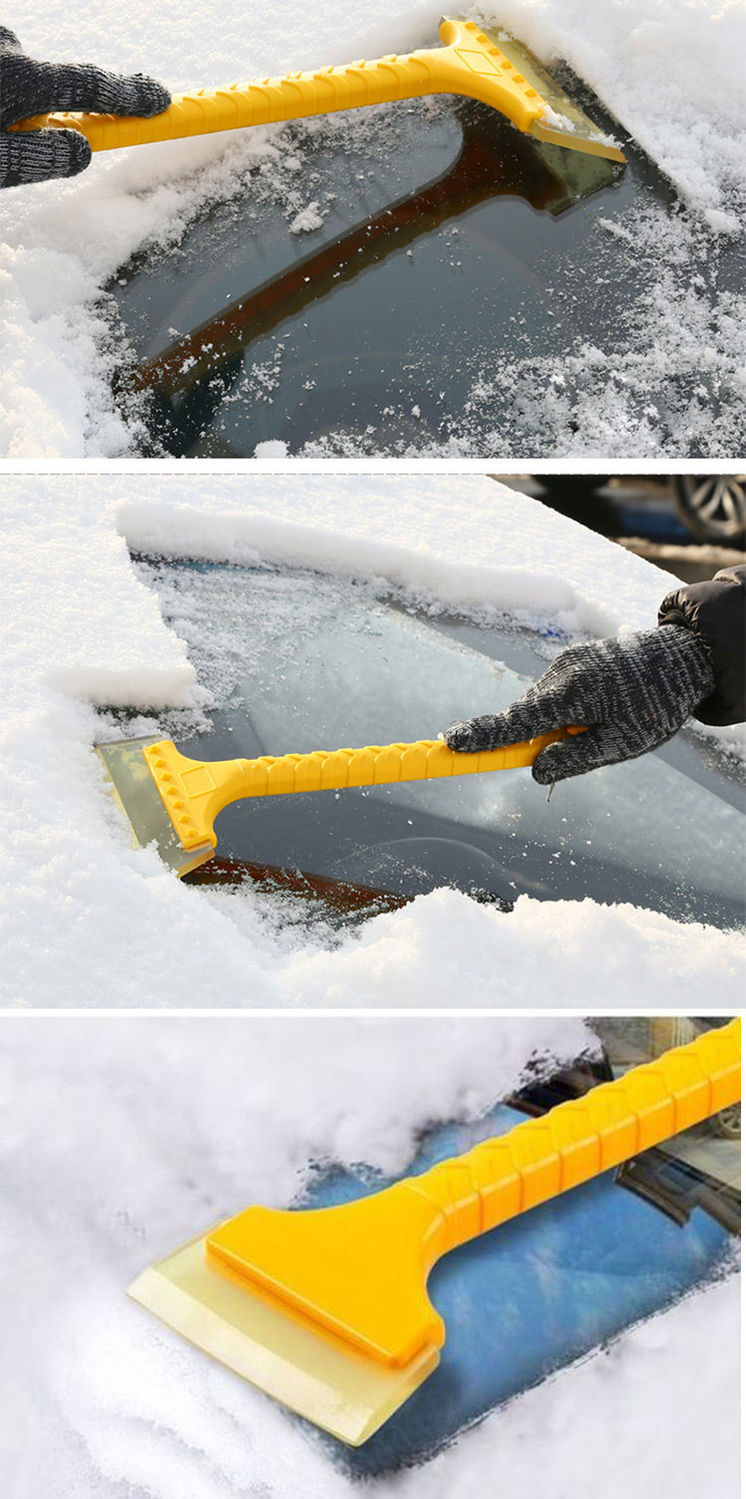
[673,475,746,546]
[710,1103,741,1141]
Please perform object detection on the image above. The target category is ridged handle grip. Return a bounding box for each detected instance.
[407,1019,742,1259]
[13,20,548,151]
[18,59,435,151]
[144,728,582,852]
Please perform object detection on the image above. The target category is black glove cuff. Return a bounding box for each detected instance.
[658,566,746,725]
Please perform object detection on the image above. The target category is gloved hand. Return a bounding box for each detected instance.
[443,625,715,784]
[0,27,170,187]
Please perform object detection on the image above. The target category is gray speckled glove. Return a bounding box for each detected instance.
[0,27,170,187]
[444,625,716,784]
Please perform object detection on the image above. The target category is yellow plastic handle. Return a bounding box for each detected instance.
[208,1021,741,1368]
[13,20,549,151]
[409,1018,741,1251]
[144,727,584,853]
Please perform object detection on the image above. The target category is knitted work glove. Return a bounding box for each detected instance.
[443,626,716,785]
[0,27,170,187]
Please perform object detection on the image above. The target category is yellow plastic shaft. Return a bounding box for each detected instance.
[208,1021,741,1368]
[143,727,583,853]
[15,20,551,151]
[408,1017,741,1252]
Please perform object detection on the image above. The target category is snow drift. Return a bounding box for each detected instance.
[2,477,743,1010]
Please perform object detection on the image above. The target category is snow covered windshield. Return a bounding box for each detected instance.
[102,555,745,932]
[106,91,743,459]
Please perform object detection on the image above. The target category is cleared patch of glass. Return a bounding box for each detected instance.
[104,78,709,459]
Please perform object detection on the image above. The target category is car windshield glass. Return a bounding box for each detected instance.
[296,1020,739,1477]
[104,79,742,459]
[100,555,745,931]
[593,1017,740,1221]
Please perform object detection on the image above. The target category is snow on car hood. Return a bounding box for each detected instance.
[1,1016,740,1499]
[2,477,744,1009]
[1,0,745,456]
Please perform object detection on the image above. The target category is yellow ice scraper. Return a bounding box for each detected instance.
[129,1019,741,1446]
[14,19,625,162]
[95,726,585,877]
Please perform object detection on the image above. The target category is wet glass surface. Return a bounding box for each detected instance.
[103,78,659,457]
[294,1033,738,1476]
[104,556,746,931]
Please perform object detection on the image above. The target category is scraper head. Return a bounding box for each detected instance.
[478,25,626,162]
[95,736,214,877]
[128,1231,438,1446]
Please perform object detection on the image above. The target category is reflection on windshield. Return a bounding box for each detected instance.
[111,557,745,932]
[298,1018,738,1477]
[107,91,638,458]
[123,106,620,457]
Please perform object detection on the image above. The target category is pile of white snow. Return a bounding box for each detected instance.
[1,477,744,1009]
[0,1014,740,1499]
[478,0,746,231]
[1,0,745,455]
